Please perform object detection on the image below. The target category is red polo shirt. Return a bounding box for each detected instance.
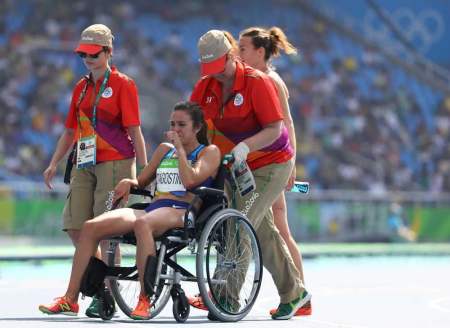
[190,61,293,170]
[65,66,140,162]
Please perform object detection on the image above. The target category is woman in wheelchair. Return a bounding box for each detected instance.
[39,101,221,320]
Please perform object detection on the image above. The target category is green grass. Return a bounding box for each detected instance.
[1,242,450,260]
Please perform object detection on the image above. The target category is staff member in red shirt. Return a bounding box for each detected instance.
[42,24,147,317]
[190,30,310,320]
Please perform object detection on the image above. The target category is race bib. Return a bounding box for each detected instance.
[156,158,186,193]
[76,135,96,169]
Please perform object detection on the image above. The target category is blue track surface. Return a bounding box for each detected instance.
[1,256,450,327]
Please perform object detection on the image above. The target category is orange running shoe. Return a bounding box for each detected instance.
[39,296,79,316]
[187,293,208,311]
[269,300,312,316]
[130,294,152,320]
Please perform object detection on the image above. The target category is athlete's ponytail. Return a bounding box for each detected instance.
[240,26,297,61]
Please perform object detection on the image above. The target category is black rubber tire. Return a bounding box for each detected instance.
[173,295,190,323]
[196,208,263,322]
[98,289,115,320]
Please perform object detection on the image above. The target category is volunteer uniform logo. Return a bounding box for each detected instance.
[102,87,113,98]
[234,93,244,106]
[202,54,214,60]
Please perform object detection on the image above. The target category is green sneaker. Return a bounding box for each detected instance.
[271,290,311,320]
[85,297,100,318]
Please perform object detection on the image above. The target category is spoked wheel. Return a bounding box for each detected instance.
[196,208,262,322]
[107,239,173,318]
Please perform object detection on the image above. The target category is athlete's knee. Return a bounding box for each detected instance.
[81,219,99,239]
[134,216,151,235]
[272,200,285,211]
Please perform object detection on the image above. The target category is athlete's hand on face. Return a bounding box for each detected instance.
[43,164,57,190]
[113,179,131,204]
[166,131,182,149]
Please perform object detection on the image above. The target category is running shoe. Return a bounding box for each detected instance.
[85,296,100,318]
[130,294,152,320]
[85,294,117,318]
[271,290,312,320]
[39,296,79,316]
[187,293,207,311]
[269,300,312,316]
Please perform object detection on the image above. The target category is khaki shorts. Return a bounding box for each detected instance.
[62,158,136,231]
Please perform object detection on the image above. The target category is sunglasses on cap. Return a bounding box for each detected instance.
[77,49,105,59]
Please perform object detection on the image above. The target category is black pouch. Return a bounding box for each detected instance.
[79,256,108,297]
[144,255,158,296]
[64,145,76,185]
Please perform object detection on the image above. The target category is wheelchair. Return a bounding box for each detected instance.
[80,160,263,322]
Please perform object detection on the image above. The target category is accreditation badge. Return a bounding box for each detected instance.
[76,135,97,169]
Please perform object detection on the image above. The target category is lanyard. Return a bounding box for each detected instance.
[91,68,111,129]
[75,77,90,141]
[75,68,111,136]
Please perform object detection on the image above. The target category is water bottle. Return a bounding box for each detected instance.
[290,181,310,194]
[231,160,256,197]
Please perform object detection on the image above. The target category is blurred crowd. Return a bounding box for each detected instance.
[1,0,449,192]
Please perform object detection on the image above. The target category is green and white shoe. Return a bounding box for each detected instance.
[85,296,100,318]
[271,290,311,320]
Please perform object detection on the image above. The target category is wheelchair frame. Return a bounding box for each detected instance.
[85,164,263,322]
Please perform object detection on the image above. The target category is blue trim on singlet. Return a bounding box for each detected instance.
[163,144,204,163]
[144,199,190,213]
[158,144,214,196]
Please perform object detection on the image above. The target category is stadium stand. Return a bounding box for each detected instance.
[1,0,449,193]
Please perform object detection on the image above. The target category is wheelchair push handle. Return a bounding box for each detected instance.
[222,153,256,197]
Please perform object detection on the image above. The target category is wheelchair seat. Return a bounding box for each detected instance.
[120,164,228,243]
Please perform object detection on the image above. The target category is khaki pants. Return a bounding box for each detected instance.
[231,159,303,303]
[62,158,136,230]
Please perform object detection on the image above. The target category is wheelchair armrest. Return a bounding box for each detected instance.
[128,202,149,210]
[130,187,153,198]
[191,186,225,200]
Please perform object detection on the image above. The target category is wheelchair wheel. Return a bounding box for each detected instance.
[98,288,115,320]
[196,208,262,322]
[172,286,190,323]
[107,240,173,318]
